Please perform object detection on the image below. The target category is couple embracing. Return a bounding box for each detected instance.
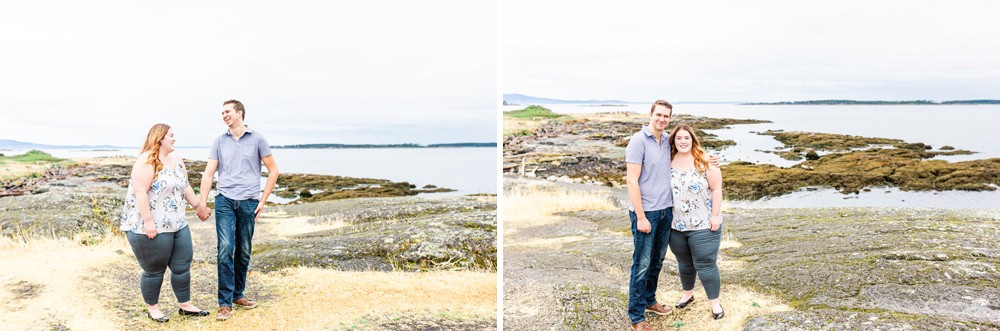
[626,100,726,330]
[119,99,279,322]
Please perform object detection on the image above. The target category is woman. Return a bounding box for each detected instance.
[667,124,725,320]
[120,124,210,322]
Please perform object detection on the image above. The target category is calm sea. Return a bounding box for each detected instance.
[21,147,497,196]
[504,103,1000,208]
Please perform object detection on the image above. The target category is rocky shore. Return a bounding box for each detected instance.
[503,112,767,186]
[0,157,495,273]
[727,207,1000,329]
[503,178,1000,330]
[255,195,497,272]
[502,110,1000,198]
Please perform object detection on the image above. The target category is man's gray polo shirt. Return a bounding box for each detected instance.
[625,125,673,212]
[209,126,272,201]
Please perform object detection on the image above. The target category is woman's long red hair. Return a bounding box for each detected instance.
[140,124,171,179]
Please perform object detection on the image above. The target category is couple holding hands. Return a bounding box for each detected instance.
[626,100,726,330]
[118,100,279,322]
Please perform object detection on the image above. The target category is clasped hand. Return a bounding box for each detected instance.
[197,205,212,221]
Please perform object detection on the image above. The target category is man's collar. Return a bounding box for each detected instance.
[641,125,655,137]
[224,125,253,137]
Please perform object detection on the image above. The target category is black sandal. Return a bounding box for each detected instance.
[676,296,695,308]
[148,312,169,323]
[712,305,725,320]
[179,308,210,317]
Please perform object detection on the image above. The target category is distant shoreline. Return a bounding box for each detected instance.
[742,99,1000,105]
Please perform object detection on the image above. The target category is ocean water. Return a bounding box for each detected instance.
[504,103,1000,208]
[503,103,1000,161]
[17,147,497,196]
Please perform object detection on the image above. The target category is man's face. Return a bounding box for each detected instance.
[221,104,240,127]
[649,105,671,132]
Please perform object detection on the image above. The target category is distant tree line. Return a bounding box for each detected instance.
[743,100,1000,105]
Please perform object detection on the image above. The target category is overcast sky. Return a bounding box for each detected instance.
[503,1,1000,103]
[1,1,496,146]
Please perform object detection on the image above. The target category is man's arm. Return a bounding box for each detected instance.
[254,154,279,222]
[197,160,219,221]
[626,162,650,233]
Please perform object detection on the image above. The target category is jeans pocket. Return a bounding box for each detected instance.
[629,210,638,231]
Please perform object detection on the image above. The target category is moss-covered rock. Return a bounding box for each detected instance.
[0,192,124,239]
[723,149,1000,199]
[254,196,497,272]
[503,113,770,185]
[726,208,1000,326]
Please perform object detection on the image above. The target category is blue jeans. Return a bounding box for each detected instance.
[627,208,672,324]
[215,194,257,307]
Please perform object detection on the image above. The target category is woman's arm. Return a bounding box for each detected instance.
[178,158,200,209]
[131,155,157,238]
[707,164,723,231]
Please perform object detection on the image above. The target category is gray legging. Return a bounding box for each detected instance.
[668,227,722,300]
[126,226,194,305]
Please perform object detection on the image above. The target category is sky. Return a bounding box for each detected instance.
[0,0,496,146]
[503,1,1000,103]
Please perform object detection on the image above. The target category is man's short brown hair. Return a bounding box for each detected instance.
[650,100,673,115]
[223,99,245,120]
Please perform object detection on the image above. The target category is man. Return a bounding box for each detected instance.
[625,100,676,331]
[197,99,279,321]
[624,100,719,330]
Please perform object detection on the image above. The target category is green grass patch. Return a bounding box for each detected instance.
[504,105,564,119]
[2,150,64,163]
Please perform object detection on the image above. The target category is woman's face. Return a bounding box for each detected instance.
[159,128,176,154]
[674,129,693,154]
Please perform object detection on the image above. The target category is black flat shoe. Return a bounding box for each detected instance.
[712,306,725,320]
[675,296,695,308]
[179,308,210,317]
[148,312,169,323]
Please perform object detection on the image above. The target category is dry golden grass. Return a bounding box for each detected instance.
[648,285,792,330]
[505,235,588,248]
[74,156,134,166]
[502,117,547,137]
[198,269,496,330]
[0,234,128,330]
[0,162,52,180]
[572,112,646,123]
[255,211,346,238]
[0,156,130,180]
[503,182,618,235]
[503,112,641,137]
[0,211,496,330]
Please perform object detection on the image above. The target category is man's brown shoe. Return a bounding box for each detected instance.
[631,321,654,331]
[645,303,672,316]
[216,306,232,321]
[234,297,257,309]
